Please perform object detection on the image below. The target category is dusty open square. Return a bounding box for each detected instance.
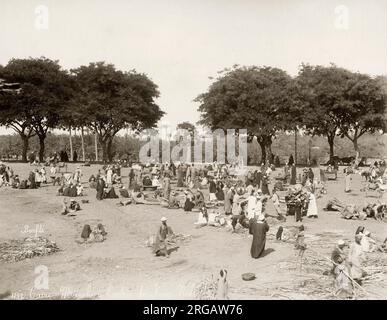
[0,163,386,300]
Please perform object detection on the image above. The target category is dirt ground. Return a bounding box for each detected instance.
[0,163,386,300]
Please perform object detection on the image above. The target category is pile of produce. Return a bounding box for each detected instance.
[0,237,60,263]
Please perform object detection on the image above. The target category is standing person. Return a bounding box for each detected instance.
[254,168,262,188]
[73,151,78,162]
[185,164,191,184]
[232,188,244,215]
[208,177,217,201]
[40,166,47,184]
[106,166,113,185]
[331,240,348,270]
[290,164,297,185]
[348,234,366,284]
[271,188,285,221]
[34,169,42,187]
[249,215,270,259]
[153,217,174,257]
[308,167,314,183]
[261,174,270,196]
[73,166,82,184]
[224,186,235,215]
[96,176,105,200]
[50,164,57,184]
[247,189,257,220]
[345,168,352,193]
[163,173,171,200]
[215,180,225,201]
[284,163,290,184]
[288,154,294,166]
[128,168,135,189]
[306,191,318,218]
[176,165,184,187]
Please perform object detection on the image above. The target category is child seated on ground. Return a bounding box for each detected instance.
[61,198,81,215]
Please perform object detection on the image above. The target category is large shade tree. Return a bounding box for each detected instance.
[71,62,164,162]
[337,73,386,158]
[0,57,75,161]
[294,64,352,159]
[295,64,386,159]
[195,65,294,163]
[0,83,36,162]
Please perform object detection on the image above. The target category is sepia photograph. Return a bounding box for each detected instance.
[0,0,386,307]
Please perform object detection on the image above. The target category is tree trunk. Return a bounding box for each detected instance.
[257,139,266,164]
[69,127,73,162]
[107,138,114,162]
[38,136,45,162]
[95,133,99,162]
[294,129,298,166]
[101,141,108,163]
[353,136,360,160]
[81,127,86,162]
[327,135,335,160]
[20,135,29,162]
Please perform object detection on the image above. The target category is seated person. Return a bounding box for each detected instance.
[184,193,196,212]
[89,224,107,242]
[104,186,119,199]
[63,183,78,197]
[131,190,159,205]
[142,175,152,187]
[193,189,205,208]
[152,176,161,187]
[195,206,209,225]
[168,191,180,209]
[112,173,121,184]
[11,175,21,188]
[76,184,84,196]
[61,198,81,215]
[19,179,28,189]
[89,175,97,189]
[231,201,249,231]
[118,186,130,198]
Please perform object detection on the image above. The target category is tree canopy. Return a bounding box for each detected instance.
[70,62,164,161]
[196,65,294,163]
[0,57,75,161]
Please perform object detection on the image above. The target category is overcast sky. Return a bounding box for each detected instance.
[1,0,387,134]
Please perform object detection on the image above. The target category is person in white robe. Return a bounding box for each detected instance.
[348,234,366,283]
[106,167,113,185]
[306,192,318,218]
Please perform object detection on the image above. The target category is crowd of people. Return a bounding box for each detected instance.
[1,153,386,299]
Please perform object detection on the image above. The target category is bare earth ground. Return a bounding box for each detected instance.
[0,163,386,300]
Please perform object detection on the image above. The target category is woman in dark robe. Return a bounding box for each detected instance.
[249,215,270,259]
[290,165,297,185]
[128,168,135,189]
[253,170,262,188]
[96,177,105,200]
[288,154,294,166]
[261,175,270,196]
[308,168,314,183]
[184,196,195,212]
[176,165,184,187]
[68,184,77,197]
[28,171,37,189]
[215,181,225,201]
